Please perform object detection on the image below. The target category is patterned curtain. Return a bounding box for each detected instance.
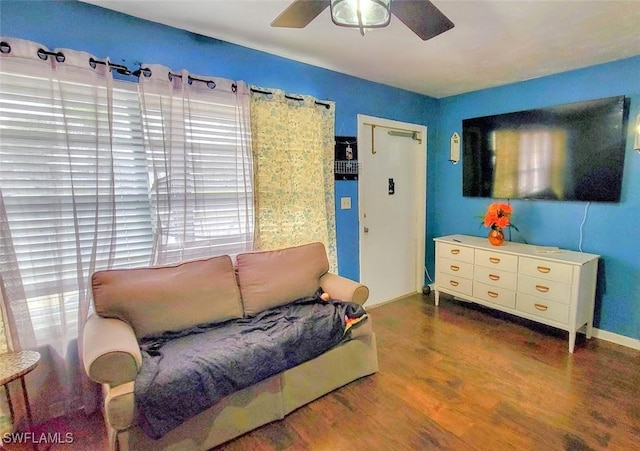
[250,88,337,272]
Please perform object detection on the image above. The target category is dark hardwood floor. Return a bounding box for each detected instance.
[7,293,640,450]
[223,293,640,450]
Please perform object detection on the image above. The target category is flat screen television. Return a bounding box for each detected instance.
[462,96,628,202]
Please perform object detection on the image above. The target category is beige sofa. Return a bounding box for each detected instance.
[82,242,378,450]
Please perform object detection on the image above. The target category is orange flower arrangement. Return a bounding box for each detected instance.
[483,202,516,231]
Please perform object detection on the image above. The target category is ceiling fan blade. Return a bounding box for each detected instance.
[271,0,330,28]
[391,0,455,41]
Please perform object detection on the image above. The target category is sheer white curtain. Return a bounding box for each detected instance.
[138,65,253,264]
[0,37,153,422]
[0,41,254,425]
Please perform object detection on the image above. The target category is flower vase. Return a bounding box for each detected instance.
[488,228,505,246]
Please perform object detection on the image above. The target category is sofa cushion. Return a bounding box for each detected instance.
[236,242,329,316]
[92,256,243,338]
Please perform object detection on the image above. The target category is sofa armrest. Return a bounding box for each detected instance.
[319,273,369,305]
[83,314,142,386]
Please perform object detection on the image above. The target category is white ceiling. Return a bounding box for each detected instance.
[81,0,640,98]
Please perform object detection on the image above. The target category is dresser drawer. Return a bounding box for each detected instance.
[434,235,598,353]
[436,272,473,297]
[437,242,474,264]
[519,257,573,284]
[474,265,517,290]
[517,293,569,324]
[439,257,474,279]
[518,275,572,304]
[475,249,518,273]
[474,281,516,309]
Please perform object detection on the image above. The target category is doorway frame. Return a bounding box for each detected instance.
[357,114,427,303]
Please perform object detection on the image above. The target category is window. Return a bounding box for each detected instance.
[0,72,153,345]
[139,77,254,263]
[1,67,253,348]
[1,41,254,421]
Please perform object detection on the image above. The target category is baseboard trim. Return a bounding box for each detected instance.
[592,328,640,351]
[366,292,417,309]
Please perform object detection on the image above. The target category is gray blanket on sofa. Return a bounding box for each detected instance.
[135,291,367,440]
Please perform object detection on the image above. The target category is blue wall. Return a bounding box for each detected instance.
[335,180,360,281]
[431,57,640,340]
[0,0,438,282]
[2,1,639,341]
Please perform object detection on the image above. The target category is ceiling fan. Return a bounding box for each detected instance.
[271,0,454,41]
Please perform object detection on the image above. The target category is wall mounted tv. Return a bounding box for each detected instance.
[462,95,628,202]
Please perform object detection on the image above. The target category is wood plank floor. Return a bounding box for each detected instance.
[223,293,640,451]
[6,292,639,450]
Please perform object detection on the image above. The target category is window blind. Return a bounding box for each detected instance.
[0,72,153,341]
[140,75,253,263]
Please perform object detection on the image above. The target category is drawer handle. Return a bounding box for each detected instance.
[534,303,548,311]
[449,280,459,287]
[450,265,460,271]
[537,266,551,274]
[489,257,501,264]
[536,285,550,293]
[487,291,498,298]
[450,249,460,255]
[489,274,500,281]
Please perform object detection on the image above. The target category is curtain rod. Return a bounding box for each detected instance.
[0,44,222,90]
[250,87,331,109]
[0,42,133,75]
[0,40,328,103]
[89,58,131,76]
[134,67,230,91]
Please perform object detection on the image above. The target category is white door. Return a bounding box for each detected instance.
[358,115,426,307]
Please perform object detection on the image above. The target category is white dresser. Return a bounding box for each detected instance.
[433,234,599,352]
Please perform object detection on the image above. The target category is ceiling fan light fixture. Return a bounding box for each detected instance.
[272,0,454,42]
[331,0,391,32]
